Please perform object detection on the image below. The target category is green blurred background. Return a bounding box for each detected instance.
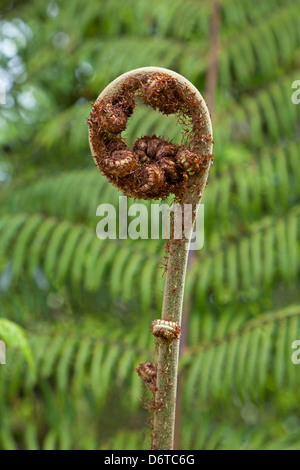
[0,0,300,450]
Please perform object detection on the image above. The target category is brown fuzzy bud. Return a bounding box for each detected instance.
[111,93,136,117]
[133,138,151,163]
[151,320,181,343]
[156,144,178,159]
[136,361,157,394]
[147,137,162,158]
[158,157,180,183]
[134,138,148,152]
[103,150,137,177]
[95,103,127,134]
[88,70,212,201]
[176,149,204,175]
[105,137,127,153]
[135,163,164,195]
[141,74,184,115]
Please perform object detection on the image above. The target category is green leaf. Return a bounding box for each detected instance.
[0,319,34,373]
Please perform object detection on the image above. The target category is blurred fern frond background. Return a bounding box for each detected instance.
[0,0,300,450]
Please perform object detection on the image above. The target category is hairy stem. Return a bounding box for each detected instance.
[150,71,213,450]
[152,236,189,449]
[152,176,211,450]
[89,67,213,450]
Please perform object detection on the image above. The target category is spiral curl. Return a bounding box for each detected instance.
[136,361,157,395]
[151,320,181,343]
[88,72,213,200]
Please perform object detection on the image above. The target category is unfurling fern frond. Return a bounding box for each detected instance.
[2,0,300,452]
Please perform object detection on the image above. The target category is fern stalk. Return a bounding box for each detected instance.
[88,67,213,450]
[153,162,212,450]
[144,69,212,450]
[153,234,191,449]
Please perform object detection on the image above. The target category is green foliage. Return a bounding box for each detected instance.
[0,319,34,372]
[0,0,300,450]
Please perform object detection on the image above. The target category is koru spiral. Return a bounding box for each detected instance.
[88,67,214,201]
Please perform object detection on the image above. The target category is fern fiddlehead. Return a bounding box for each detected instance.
[88,69,213,200]
[88,67,213,450]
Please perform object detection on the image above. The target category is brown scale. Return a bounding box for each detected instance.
[133,138,152,164]
[133,136,179,164]
[136,361,157,395]
[176,149,206,176]
[151,320,182,344]
[147,137,163,158]
[156,143,178,159]
[134,163,165,197]
[90,102,127,134]
[158,157,180,184]
[140,73,185,115]
[103,150,138,177]
[105,136,127,153]
[110,92,136,118]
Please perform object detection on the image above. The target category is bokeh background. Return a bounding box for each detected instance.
[1,0,300,450]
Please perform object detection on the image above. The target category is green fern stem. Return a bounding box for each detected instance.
[153,180,211,450]
[152,236,189,449]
